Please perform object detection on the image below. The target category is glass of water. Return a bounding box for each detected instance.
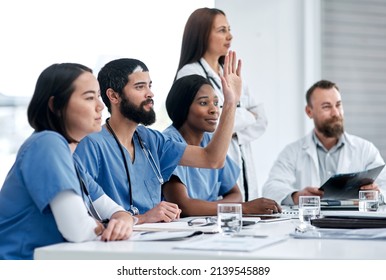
[298,196,320,229]
[217,203,242,235]
[358,190,379,212]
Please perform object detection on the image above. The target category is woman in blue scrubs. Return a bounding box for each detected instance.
[162,74,281,217]
[0,63,135,259]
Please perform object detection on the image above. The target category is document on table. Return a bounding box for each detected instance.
[130,230,204,241]
[134,217,261,233]
[174,235,288,252]
[321,211,386,219]
[134,220,219,233]
[290,227,386,240]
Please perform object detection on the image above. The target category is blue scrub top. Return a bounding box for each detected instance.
[75,125,187,214]
[0,131,103,260]
[163,125,240,201]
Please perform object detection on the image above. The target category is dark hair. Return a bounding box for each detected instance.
[97,58,149,113]
[306,80,340,107]
[27,63,92,143]
[166,74,212,130]
[175,8,226,79]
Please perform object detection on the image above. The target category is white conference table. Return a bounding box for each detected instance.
[34,215,386,260]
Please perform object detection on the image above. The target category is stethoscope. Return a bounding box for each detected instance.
[198,60,221,90]
[74,163,109,228]
[105,118,164,216]
[198,60,240,108]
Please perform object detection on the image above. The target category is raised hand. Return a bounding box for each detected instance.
[220,50,242,107]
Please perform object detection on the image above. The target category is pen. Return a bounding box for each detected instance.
[140,231,156,235]
[233,234,268,238]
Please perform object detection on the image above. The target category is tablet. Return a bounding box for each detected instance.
[319,164,385,199]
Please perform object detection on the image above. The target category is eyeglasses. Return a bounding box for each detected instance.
[187,217,217,227]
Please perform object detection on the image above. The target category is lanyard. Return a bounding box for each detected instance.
[105,118,164,215]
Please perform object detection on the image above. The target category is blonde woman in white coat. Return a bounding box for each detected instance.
[175,7,267,201]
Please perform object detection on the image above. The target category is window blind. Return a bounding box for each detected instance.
[321,0,386,158]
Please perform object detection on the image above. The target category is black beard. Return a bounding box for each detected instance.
[318,116,344,138]
[120,96,156,126]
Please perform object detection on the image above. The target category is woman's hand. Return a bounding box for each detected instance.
[98,211,134,242]
[221,50,242,107]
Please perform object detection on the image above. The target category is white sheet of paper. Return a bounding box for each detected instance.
[291,227,386,240]
[174,235,287,252]
[134,221,219,233]
[130,231,203,241]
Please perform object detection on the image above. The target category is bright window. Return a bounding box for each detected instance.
[0,0,214,185]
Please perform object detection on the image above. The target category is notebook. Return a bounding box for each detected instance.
[311,210,386,229]
[320,199,359,210]
[319,164,385,199]
[320,210,386,219]
[311,217,386,229]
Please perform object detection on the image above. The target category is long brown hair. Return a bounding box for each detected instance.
[175,8,226,80]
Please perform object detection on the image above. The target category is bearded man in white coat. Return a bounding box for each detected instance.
[262,80,386,205]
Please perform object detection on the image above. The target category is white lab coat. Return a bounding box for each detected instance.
[262,131,386,205]
[177,58,267,200]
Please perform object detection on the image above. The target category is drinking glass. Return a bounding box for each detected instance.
[217,203,242,235]
[358,190,379,212]
[298,196,320,229]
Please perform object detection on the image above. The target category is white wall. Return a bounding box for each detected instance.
[216,0,321,195]
[0,0,215,185]
[0,0,322,191]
